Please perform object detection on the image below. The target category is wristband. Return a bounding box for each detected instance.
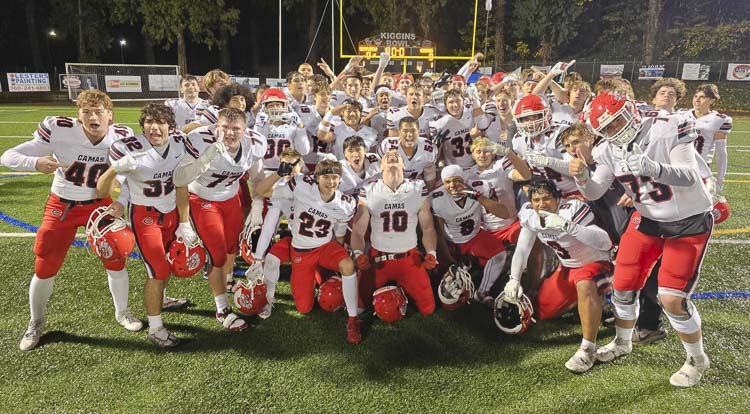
[323,111,334,123]
[318,123,331,132]
[352,249,364,257]
[427,250,437,257]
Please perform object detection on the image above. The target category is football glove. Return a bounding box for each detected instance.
[355,252,371,271]
[175,222,197,245]
[538,210,573,233]
[460,189,482,200]
[277,159,299,177]
[503,279,523,301]
[524,151,549,168]
[111,153,139,173]
[423,252,438,270]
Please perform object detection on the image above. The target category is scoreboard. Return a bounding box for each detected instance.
[357,45,435,60]
[357,35,436,73]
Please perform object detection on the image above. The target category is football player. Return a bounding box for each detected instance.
[350,150,439,317]
[317,99,379,158]
[1,90,142,351]
[378,117,438,188]
[165,75,207,128]
[367,85,394,145]
[298,83,333,172]
[572,92,713,387]
[256,159,361,343]
[339,136,381,195]
[96,103,205,348]
[185,83,254,131]
[173,108,266,330]
[430,165,511,304]
[503,180,613,373]
[387,85,443,138]
[283,71,309,113]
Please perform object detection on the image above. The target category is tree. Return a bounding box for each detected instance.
[642,0,664,65]
[48,0,114,61]
[511,0,591,63]
[493,0,507,66]
[24,0,43,71]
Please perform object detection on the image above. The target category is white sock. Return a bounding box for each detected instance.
[147,314,163,334]
[107,269,129,314]
[226,273,234,284]
[480,251,506,292]
[581,338,596,351]
[162,289,168,302]
[341,273,358,317]
[29,275,55,321]
[263,254,281,300]
[615,325,633,342]
[214,294,229,312]
[682,337,706,358]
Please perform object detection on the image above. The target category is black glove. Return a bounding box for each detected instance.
[431,129,451,147]
[434,71,452,89]
[460,189,482,200]
[277,159,299,177]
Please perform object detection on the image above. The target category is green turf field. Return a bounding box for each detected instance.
[0,105,749,413]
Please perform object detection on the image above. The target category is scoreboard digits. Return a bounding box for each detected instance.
[356,45,435,60]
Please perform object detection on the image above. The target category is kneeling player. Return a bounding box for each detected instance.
[350,150,438,319]
[502,180,612,373]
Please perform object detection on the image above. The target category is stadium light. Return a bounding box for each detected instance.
[48,29,57,38]
[119,39,126,64]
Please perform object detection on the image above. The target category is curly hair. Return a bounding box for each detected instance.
[139,103,176,130]
[211,83,255,109]
[76,89,113,110]
[650,78,687,101]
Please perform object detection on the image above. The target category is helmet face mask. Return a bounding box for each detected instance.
[587,93,642,147]
[438,264,475,311]
[239,224,261,265]
[86,206,135,262]
[260,88,290,123]
[493,292,535,334]
[513,95,551,138]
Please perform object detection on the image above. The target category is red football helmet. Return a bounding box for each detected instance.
[85,206,135,262]
[232,277,269,316]
[317,276,344,312]
[238,223,261,265]
[586,92,642,146]
[513,94,551,137]
[494,292,536,334]
[260,88,290,122]
[712,196,731,224]
[373,286,408,323]
[167,237,206,278]
[438,264,475,311]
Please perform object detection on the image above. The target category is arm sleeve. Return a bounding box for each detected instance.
[509,227,536,282]
[294,126,311,156]
[545,156,572,176]
[456,60,473,78]
[568,223,612,250]
[0,139,50,171]
[656,142,701,187]
[116,179,130,205]
[714,139,727,187]
[577,164,614,201]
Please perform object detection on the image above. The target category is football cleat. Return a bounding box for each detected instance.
[19,319,45,352]
[167,237,206,278]
[631,326,667,345]
[565,347,597,373]
[346,316,362,344]
[318,276,345,312]
[147,327,180,349]
[493,292,536,334]
[372,286,408,323]
[86,206,135,262]
[669,355,710,387]
[232,278,269,316]
[438,264,475,311]
[216,307,248,331]
[116,310,144,332]
[596,337,633,363]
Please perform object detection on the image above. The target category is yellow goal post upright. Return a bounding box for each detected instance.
[338,0,480,74]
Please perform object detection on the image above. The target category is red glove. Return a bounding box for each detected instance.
[423,253,438,270]
[355,253,371,271]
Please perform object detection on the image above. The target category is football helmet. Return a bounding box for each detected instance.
[85,206,135,262]
[513,94,551,137]
[493,292,536,334]
[712,196,731,224]
[438,264,475,311]
[373,286,408,323]
[260,88,290,122]
[232,277,269,316]
[317,276,344,312]
[238,223,261,266]
[586,92,642,146]
[167,237,206,278]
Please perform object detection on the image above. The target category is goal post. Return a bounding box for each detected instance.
[64,63,181,102]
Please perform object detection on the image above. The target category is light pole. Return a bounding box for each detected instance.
[119,39,126,64]
[47,29,58,83]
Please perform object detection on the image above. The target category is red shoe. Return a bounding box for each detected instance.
[346,316,361,344]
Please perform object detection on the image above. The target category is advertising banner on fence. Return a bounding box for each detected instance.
[148,74,179,91]
[7,73,50,92]
[727,63,750,81]
[105,75,142,92]
[265,78,287,87]
[681,63,710,81]
[59,74,98,91]
[599,64,624,79]
[639,65,665,80]
[232,77,260,89]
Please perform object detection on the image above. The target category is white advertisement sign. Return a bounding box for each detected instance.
[600,64,624,79]
[105,75,143,92]
[727,63,750,81]
[148,74,179,91]
[232,77,260,88]
[59,74,98,91]
[7,73,50,92]
[265,78,287,88]
[681,63,710,81]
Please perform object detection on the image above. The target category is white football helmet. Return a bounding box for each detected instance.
[438,264,475,311]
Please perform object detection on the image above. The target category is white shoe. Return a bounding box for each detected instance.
[565,347,596,373]
[116,310,144,332]
[596,337,632,363]
[669,355,710,387]
[147,327,180,348]
[19,319,45,352]
[258,303,273,320]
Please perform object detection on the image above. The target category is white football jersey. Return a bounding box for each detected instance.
[109,132,198,212]
[430,108,475,168]
[297,104,333,168]
[387,105,443,137]
[16,117,133,200]
[185,125,266,201]
[590,114,712,221]
[287,174,357,250]
[332,123,379,158]
[518,199,610,268]
[377,137,438,180]
[464,158,518,231]
[360,178,428,253]
[512,126,578,195]
[430,180,492,244]
[253,111,311,171]
[283,88,309,115]
[678,109,732,164]
[165,98,207,128]
[269,177,295,218]
[479,101,506,143]
[331,90,371,111]
[550,99,580,128]
[367,109,391,145]
[195,104,220,125]
[339,153,381,195]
